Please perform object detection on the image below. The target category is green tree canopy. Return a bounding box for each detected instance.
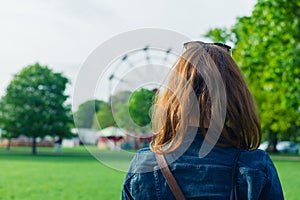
[206,0,300,151]
[129,88,155,127]
[0,63,72,154]
[114,89,155,133]
[92,89,155,134]
[111,91,133,131]
[74,99,104,128]
[92,91,133,131]
[92,102,116,129]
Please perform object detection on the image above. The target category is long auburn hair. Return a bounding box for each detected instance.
[150,42,262,153]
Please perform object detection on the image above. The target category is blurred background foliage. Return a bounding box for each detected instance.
[205,0,300,151]
[75,89,155,134]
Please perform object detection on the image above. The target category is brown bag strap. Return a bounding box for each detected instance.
[155,153,186,200]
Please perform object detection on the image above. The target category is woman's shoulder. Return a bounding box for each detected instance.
[130,146,273,173]
[238,148,283,198]
[240,148,268,157]
[239,148,272,172]
[129,147,157,174]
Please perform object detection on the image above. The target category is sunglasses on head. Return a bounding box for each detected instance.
[183,41,232,53]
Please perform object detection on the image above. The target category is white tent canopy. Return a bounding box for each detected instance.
[97,126,125,137]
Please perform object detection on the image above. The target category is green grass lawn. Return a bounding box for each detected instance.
[271,155,300,200]
[0,147,299,199]
[0,146,130,200]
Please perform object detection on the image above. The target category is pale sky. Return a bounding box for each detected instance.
[0,0,256,106]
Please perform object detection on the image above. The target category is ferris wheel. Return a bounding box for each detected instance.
[95,45,180,102]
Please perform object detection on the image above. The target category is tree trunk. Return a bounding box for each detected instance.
[266,131,278,153]
[32,136,37,155]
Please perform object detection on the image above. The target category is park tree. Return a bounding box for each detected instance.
[110,91,133,131]
[93,89,155,134]
[114,89,155,133]
[92,102,116,129]
[0,63,72,154]
[205,0,300,152]
[0,99,19,150]
[129,88,155,127]
[92,91,133,131]
[74,99,104,128]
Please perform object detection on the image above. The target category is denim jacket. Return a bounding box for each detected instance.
[122,128,284,200]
